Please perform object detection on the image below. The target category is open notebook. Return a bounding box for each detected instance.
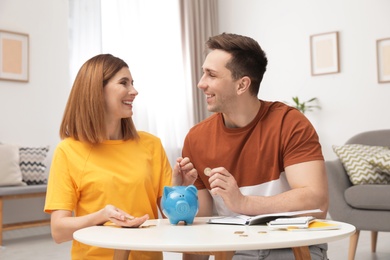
[208,209,322,226]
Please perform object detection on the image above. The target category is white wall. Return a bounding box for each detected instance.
[0,0,70,165]
[218,0,390,160]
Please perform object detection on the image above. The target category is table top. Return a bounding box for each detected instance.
[73,217,355,252]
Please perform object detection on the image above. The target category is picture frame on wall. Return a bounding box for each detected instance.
[376,37,390,83]
[0,30,29,82]
[310,31,340,76]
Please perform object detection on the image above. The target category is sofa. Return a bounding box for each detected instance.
[326,129,390,260]
[0,143,50,245]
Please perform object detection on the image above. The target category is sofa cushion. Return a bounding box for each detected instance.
[333,144,390,185]
[0,184,47,196]
[19,146,49,185]
[345,184,390,210]
[0,144,26,186]
[367,150,390,175]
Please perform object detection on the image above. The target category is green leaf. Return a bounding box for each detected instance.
[289,96,321,114]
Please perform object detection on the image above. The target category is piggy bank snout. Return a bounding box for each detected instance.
[176,200,190,215]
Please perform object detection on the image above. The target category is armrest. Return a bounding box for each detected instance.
[325,159,355,221]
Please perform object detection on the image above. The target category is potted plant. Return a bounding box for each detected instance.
[290,96,321,114]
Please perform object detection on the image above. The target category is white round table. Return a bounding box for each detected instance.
[73,217,355,260]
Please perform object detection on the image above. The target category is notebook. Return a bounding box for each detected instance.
[208,209,322,226]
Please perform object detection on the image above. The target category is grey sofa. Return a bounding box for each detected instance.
[326,129,390,260]
[0,184,49,245]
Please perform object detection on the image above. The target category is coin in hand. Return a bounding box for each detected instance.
[204,167,212,176]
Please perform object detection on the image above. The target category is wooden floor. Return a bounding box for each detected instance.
[1,226,390,259]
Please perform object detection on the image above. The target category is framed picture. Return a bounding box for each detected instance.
[376,37,390,83]
[310,31,340,76]
[0,30,29,82]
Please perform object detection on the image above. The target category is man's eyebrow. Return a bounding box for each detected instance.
[203,68,217,73]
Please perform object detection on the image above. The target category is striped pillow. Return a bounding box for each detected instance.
[333,144,390,185]
[368,151,390,175]
[19,146,49,185]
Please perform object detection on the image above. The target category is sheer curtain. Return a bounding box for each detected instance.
[68,0,102,82]
[69,0,218,166]
[180,0,218,123]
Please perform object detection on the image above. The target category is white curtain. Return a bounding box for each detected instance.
[69,0,218,166]
[68,0,102,82]
[180,0,218,123]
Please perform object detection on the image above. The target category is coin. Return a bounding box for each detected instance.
[140,225,156,228]
[204,167,212,176]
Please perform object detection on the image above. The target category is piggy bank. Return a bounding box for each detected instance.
[161,185,199,225]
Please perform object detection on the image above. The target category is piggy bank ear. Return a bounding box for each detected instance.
[186,185,198,196]
[163,186,174,198]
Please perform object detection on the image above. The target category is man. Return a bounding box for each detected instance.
[182,33,328,260]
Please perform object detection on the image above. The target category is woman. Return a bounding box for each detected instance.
[44,54,197,260]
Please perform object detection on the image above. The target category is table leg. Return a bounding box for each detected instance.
[292,246,311,260]
[113,249,130,260]
[213,251,235,260]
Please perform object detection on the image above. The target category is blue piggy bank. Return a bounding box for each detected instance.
[161,185,199,225]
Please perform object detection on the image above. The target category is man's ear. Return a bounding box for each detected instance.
[237,76,251,95]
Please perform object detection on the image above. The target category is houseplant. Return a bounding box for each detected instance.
[290,96,321,114]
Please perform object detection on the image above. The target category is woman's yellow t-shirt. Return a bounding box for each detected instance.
[44,131,172,260]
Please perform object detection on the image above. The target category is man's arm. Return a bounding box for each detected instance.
[283,160,328,218]
[208,160,328,219]
[242,160,328,218]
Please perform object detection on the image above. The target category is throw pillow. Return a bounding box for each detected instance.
[19,146,49,185]
[367,150,390,175]
[0,144,26,186]
[332,144,390,185]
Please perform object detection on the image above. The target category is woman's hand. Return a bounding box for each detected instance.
[172,157,198,186]
[103,205,149,227]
